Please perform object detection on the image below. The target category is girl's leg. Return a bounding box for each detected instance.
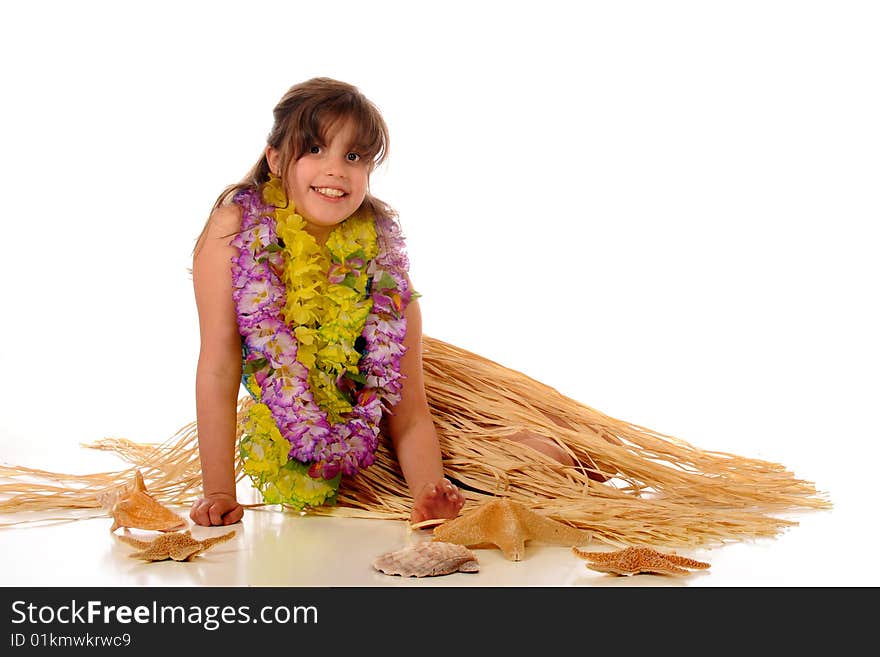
[506,430,611,482]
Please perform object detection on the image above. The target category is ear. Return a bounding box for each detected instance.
[266,146,281,176]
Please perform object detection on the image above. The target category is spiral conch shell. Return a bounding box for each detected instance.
[103,470,187,533]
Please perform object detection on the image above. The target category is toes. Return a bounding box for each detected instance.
[442,483,464,513]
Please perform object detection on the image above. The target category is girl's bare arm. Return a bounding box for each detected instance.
[190,204,245,526]
[386,298,464,522]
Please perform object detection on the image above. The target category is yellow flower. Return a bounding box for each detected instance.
[294,327,318,368]
[262,460,340,508]
[265,182,380,419]
[327,214,378,261]
[240,404,291,477]
[262,175,289,209]
[286,300,319,327]
[309,370,353,422]
[325,283,361,307]
[274,206,298,226]
[243,374,262,400]
[315,343,350,373]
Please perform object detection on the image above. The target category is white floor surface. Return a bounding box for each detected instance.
[1,440,872,588]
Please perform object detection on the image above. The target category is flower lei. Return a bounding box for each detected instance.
[230,176,412,509]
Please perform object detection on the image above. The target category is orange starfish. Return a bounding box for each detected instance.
[573,546,711,576]
[432,498,591,561]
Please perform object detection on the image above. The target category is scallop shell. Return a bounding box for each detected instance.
[106,470,187,533]
[372,541,479,577]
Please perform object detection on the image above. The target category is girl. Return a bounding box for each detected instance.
[0,78,829,548]
[188,77,471,526]
[189,77,584,527]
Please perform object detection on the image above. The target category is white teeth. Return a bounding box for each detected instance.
[313,187,345,198]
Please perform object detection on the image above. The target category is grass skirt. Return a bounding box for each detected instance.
[0,336,830,547]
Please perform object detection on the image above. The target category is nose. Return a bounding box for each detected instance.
[323,154,348,178]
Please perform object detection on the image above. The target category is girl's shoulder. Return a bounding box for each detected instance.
[193,201,244,260]
[207,201,243,235]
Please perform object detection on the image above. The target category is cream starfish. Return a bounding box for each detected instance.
[432,498,591,561]
[117,530,236,562]
[573,546,711,576]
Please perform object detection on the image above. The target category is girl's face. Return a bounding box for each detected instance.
[268,118,370,243]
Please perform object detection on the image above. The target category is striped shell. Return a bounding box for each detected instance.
[372,541,480,577]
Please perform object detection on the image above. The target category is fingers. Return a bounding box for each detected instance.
[223,505,244,525]
[426,479,464,512]
[189,499,211,526]
[208,503,225,526]
[439,479,464,508]
[189,498,243,527]
[410,479,465,524]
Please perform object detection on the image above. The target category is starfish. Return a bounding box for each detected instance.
[116,529,236,562]
[432,497,591,561]
[573,546,711,576]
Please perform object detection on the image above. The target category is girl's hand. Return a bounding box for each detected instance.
[189,493,244,527]
[410,478,464,524]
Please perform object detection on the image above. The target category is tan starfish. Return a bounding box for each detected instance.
[573,546,711,576]
[432,497,591,561]
[116,530,236,562]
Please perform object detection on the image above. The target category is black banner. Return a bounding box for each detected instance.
[0,586,863,651]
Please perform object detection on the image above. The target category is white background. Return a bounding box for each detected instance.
[1,1,878,583]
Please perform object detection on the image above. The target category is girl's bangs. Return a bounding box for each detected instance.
[299,101,387,165]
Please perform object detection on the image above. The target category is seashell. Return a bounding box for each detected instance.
[372,541,479,577]
[107,470,187,533]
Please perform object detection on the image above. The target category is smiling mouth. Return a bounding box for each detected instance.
[312,186,347,198]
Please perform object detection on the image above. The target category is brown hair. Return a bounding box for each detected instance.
[194,77,394,250]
